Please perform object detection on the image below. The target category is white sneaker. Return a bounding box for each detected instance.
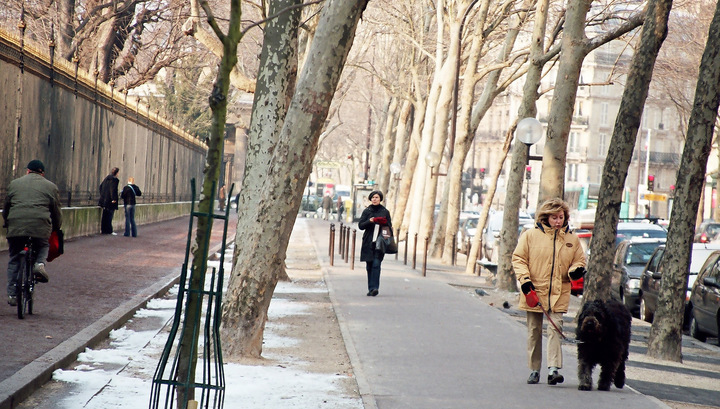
[33,263,49,283]
[111,232,118,236]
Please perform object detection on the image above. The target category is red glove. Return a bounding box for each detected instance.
[525,290,539,308]
[374,217,388,225]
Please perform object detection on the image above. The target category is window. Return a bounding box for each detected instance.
[567,163,578,182]
[599,133,607,156]
[569,132,579,153]
[601,103,609,125]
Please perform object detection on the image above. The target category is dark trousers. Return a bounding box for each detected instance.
[365,256,382,291]
[101,207,115,234]
[6,236,48,296]
[124,205,137,237]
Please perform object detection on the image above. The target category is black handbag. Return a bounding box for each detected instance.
[375,225,398,254]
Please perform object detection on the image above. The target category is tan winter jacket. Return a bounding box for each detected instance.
[512,223,586,314]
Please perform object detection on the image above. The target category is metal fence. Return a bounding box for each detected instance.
[0,28,208,207]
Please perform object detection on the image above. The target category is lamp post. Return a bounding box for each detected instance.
[390,162,402,212]
[425,152,446,177]
[515,117,543,211]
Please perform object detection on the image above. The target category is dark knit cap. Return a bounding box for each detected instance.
[27,159,45,173]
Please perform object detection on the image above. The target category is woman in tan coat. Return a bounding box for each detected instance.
[512,198,586,385]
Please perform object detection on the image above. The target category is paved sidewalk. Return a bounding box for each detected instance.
[303,218,668,409]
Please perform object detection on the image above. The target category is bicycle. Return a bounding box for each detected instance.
[15,237,37,319]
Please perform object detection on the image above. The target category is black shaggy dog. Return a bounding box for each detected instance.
[576,299,632,391]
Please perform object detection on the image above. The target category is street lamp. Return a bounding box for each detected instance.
[425,152,446,177]
[515,117,543,210]
[390,161,402,216]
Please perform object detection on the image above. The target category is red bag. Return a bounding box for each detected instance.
[47,230,64,262]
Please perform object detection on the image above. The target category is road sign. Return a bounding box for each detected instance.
[642,193,667,201]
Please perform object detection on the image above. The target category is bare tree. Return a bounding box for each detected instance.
[537,1,644,204]
[221,0,370,358]
[647,0,720,362]
[585,0,673,305]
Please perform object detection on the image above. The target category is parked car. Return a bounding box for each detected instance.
[639,243,720,324]
[457,216,479,254]
[694,220,720,243]
[610,238,666,316]
[482,211,534,262]
[615,221,668,244]
[688,250,720,343]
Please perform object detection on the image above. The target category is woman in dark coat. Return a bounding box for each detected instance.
[358,190,392,296]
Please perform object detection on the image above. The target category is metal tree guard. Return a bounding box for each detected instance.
[150,179,233,409]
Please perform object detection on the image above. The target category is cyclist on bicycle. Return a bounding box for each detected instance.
[3,160,62,306]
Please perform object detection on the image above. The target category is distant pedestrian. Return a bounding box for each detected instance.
[321,193,332,220]
[98,167,120,235]
[121,177,142,237]
[512,198,586,386]
[218,184,226,212]
[358,191,392,296]
[4,160,62,305]
[337,196,344,222]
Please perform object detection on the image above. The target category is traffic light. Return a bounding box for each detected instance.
[479,167,486,179]
[669,184,675,198]
[647,174,655,191]
[525,166,532,180]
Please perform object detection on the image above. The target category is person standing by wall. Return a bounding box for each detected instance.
[218,184,226,212]
[98,167,120,235]
[321,193,333,220]
[121,177,142,237]
[358,191,392,296]
[3,160,62,305]
[512,198,586,385]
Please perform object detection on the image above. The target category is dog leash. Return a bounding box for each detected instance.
[537,301,583,345]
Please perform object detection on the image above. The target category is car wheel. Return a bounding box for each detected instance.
[690,316,707,342]
[639,296,653,323]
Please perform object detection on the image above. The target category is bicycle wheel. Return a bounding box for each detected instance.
[17,252,27,319]
[26,251,35,315]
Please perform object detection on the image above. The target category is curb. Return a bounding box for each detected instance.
[0,270,181,409]
[0,235,235,409]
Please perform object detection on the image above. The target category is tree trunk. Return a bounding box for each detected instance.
[496,0,549,291]
[176,0,245,404]
[585,0,672,304]
[648,0,720,361]
[221,0,302,358]
[387,100,413,216]
[221,0,369,359]
[379,97,399,192]
[537,0,592,204]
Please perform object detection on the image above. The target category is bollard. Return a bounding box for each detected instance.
[339,224,345,258]
[404,231,409,265]
[451,235,456,266]
[345,227,351,263]
[330,224,335,266]
[412,233,418,269]
[395,227,400,260]
[329,223,334,257]
[351,229,356,270]
[423,236,429,277]
[466,238,471,266]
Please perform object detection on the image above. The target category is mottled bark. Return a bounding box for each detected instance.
[586,0,672,305]
[221,0,368,359]
[648,0,720,362]
[221,0,302,358]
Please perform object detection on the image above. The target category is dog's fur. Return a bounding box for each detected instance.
[576,299,632,391]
